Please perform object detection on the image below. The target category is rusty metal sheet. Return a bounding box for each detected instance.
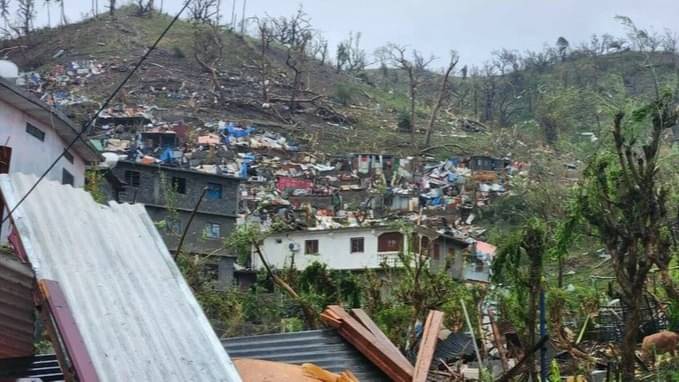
[0,251,34,358]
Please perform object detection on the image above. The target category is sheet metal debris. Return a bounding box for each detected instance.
[0,173,241,382]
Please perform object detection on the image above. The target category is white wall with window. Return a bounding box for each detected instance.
[254,227,408,271]
[0,99,87,187]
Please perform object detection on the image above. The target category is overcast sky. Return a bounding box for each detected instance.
[31,0,679,69]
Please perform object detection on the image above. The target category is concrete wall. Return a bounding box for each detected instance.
[0,99,86,186]
[255,228,407,271]
[145,206,236,256]
[110,161,240,216]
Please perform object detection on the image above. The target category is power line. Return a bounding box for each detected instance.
[2,0,193,224]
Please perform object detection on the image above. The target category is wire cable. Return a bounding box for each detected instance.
[2,0,193,224]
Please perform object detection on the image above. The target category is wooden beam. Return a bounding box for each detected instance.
[321,306,413,382]
[350,308,412,367]
[413,310,444,382]
[488,310,509,372]
[37,279,99,382]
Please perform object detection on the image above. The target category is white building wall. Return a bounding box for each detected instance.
[0,99,87,187]
[255,228,407,271]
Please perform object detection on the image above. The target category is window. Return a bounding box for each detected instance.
[305,239,319,255]
[350,237,364,253]
[205,223,221,239]
[167,219,182,235]
[207,182,223,200]
[62,169,74,186]
[26,123,45,142]
[124,170,141,187]
[378,232,403,252]
[201,263,219,281]
[63,150,74,163]
[172,177,187,194]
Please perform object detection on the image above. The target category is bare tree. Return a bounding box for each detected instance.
[336,32,367,74]
[0,0,8,25]
[662,28,678,54]
[310,35,328,65]
[16,0,35,35]
[424,50,459,147]
[135,0,154,16]
[270,6,313,113]
[254,17,273,102]
[44,0,52,27]
[193,23,224,92]
[189,0,218,23]
[55,0,66,25]
[230,0,236,29]
[376,43,434,139]
[616,15,660,52]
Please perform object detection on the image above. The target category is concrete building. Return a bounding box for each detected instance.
[101,160,240,289]
[254,225,472,281]
[255,226,407,271]
[0,77,99,187]
[0,77,100,241]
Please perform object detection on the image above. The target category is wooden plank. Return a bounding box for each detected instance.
[321,306,413,382]
[413,310,444,382]
[350,308,412,367]
[38,279,100,382]
[488,310,509,372]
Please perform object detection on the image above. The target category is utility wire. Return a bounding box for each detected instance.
[2,0,193,224]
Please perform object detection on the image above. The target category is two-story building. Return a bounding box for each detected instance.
[256,226,407,271]
[0,77,100,240]
[0,77,100,186]
[101,160,240,288]
[254,225,474,281]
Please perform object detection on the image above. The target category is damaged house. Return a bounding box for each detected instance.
[100,160,241,288]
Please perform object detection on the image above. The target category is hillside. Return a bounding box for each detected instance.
[1,8,675,162]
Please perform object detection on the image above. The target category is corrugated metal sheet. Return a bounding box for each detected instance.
[0,173,241,382]
[0,250,34,358]
[223,329,389,382]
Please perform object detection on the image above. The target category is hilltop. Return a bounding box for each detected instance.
[0,7,675,164]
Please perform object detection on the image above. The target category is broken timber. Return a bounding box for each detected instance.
[321,305,414,382]
[413,310,444,382]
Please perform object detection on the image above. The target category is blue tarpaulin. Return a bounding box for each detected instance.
[221,122,255,138]
[239,153,256,178]
[160,147,174,163]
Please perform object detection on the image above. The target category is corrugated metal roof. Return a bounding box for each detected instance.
[0,250,34,359]
[0,78,100,163]
[0,173,241,381]
[223,329,389,382]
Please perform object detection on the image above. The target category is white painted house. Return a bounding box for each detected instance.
[0,77,100,241]
[254,225,473,275]
[255,226,408,271]
[0,77,99,186]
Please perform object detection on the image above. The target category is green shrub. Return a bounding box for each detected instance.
[334,82,355,106]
